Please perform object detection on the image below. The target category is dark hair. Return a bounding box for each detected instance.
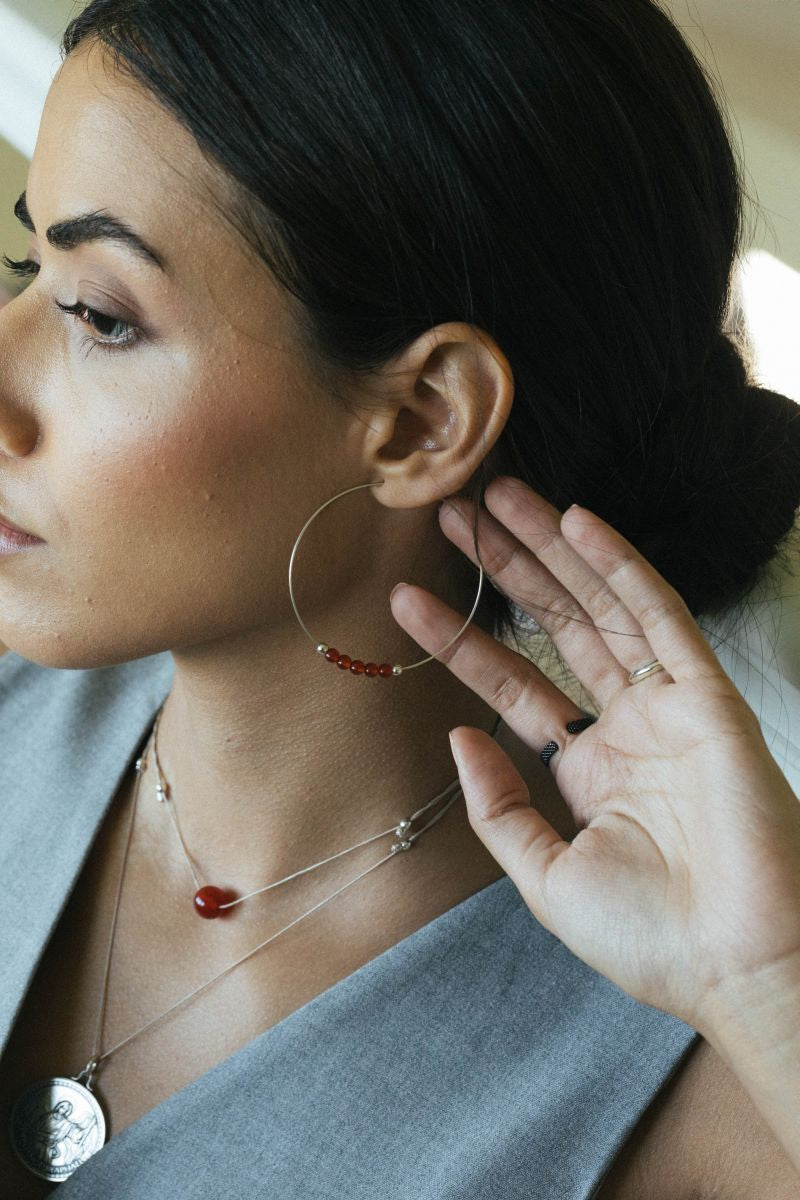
[61,0,800,653]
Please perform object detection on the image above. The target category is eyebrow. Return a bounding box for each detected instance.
[14,190,166,273]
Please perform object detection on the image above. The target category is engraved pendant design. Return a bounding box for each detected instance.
[9,1071,107,1183]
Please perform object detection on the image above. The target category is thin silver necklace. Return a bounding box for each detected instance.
[9,709,504,1185]
[147,703,459,919]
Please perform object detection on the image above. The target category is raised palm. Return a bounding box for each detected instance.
[389,476,800,1035]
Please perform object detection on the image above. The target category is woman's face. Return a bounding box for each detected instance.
[0,40,375,668]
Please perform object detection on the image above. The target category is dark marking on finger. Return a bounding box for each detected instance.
[539,740,559,767]
[566,715,598,734]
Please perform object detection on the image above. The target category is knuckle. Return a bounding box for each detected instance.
[543,600,581,639]
[591,661,624,700]
[434,627,474,668]
[528,524,562,557]
[635,592,681,631]
[582,581,621,625]
[486,666,529,715]
[479,782,531,822]
[536,589,584,638]
[482,537,518,579]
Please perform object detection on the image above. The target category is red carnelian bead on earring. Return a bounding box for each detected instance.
[323,646,394,677]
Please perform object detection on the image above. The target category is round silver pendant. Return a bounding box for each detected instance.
[9,1075,107,1183]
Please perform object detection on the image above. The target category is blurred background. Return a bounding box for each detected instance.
[0,0,798,400]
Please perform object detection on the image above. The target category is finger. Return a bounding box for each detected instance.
[558,503,725,683]
[448,723,567,933]
[390,579,588,764]
[438,495,628,709]
[482,478,659,679]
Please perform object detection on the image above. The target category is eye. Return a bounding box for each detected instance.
[53,300,141,355]
[1,253,143,356]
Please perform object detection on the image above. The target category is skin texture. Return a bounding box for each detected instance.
[0,39,531,926]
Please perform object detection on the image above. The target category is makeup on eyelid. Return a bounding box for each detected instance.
[0,253,143,353]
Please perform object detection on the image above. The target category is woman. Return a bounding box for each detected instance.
[0,1,798,1196]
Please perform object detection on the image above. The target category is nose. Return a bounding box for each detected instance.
[0,288,42,458]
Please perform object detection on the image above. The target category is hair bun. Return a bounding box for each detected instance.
[703,328,750,398]
[637,344,800,620]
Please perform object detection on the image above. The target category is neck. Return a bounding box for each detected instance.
[140,621,504,915]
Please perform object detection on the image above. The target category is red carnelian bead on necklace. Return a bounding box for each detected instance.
[152,767,239,920]
[193,885,236,919]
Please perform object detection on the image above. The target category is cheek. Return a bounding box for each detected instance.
[37,378,297,663]
[66,398,269,581]
[2,343,317,669]
[59,354,274,547]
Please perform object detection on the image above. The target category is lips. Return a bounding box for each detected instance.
[0,510,37,538]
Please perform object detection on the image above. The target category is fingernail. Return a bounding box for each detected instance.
[390,582,408,602]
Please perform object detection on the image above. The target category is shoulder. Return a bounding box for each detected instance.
[0,646,173,705]
[0,648,174,777]
[700,512,800,796]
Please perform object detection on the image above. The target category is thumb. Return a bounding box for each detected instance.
[449,725,568,929]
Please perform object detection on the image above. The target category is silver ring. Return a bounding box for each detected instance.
[628,659,665,685]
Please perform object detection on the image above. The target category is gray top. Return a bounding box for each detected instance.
[1,525,797,1196]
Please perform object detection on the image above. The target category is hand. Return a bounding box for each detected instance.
[389,476,800,1036]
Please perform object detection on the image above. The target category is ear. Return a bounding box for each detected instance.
[356,322,515,508]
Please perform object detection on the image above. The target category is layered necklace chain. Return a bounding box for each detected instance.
[9,707,504,1185]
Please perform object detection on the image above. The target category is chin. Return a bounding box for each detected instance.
[0,626,169,673]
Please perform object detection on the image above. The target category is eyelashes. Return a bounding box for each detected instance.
[1,253,40,278]
[53,299,141,355]
[0,253,143,356]
[1,253,39,279]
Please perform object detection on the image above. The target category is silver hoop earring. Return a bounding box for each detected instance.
[288,479,485,678]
